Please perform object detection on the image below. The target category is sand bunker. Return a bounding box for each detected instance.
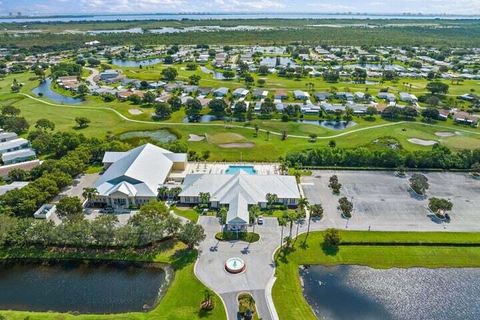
[188,134,205,142]
[218,142,255,149]
[408,138,438,146]
[128,108,143,115]
[435,131,456,137]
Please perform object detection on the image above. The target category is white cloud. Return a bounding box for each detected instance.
[2,0,480,16]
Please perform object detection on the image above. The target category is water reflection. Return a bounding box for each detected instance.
[301,265,480,320]
[32,78,83,105]
[0,260,168,313]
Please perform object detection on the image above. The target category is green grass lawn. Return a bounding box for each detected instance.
[0,241,226,320]
[173,207,200,223]
[273,231,480,320]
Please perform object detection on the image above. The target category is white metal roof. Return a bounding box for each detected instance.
[180,171,300,225]
[2,148,36,162]
[0,138,29,154]
[95,144,180,198]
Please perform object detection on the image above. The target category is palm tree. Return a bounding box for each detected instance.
[82,187,98,207]
[307,203,324,238]
[282,210,297,246]
[296,209,305,238]
[278,215,287,247]
[199,192,211,207]
[249,204,260,234]
[266,193,278,210]
[279,161,288,175]
[218,206,228,232]
[298,197,309,214]
[157,186,169,200]
[169,187,182,201]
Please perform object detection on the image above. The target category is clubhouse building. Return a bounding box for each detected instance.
[94,143,300,229]
[94,144,187,210]
[179,171,300,230]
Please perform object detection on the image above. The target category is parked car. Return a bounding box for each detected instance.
[257,216,264,225]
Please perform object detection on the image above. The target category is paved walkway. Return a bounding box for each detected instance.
[195,216,281,320]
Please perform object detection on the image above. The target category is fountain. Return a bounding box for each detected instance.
[225,257,246,274]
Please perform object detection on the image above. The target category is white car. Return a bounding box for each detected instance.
[257,216,264,225]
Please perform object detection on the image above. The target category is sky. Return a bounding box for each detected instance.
[0,0,479,16]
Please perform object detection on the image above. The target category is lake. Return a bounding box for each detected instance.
[301,265,480,320]
[298,120,357,130]
[0,260,169,313]
[32,78,83,105]
[111,58,162,67]
[119,130,178,143]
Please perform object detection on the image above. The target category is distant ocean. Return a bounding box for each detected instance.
[2,13,480,23]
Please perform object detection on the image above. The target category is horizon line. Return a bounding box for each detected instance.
[2,11,480,18]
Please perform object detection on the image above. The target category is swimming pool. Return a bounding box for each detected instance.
[226,165,256,175]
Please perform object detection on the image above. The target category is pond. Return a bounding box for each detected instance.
[32,78,83,105]
[297,120,357,130]
[183,115,220,123]
[111,58,162,67]
[0,260,169,313]
[199,66,225,80]
[301,265,480,320]
[119,130,178,143]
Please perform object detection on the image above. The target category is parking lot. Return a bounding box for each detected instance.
[302,170,480,232]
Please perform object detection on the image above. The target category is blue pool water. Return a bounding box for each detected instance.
[226,166,256,175]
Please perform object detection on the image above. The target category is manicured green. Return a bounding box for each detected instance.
[273,231,480,320]
[0,241,226,320]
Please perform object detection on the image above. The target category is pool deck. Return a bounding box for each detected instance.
[186,162,280,175]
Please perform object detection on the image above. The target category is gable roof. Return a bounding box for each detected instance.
[180,171,300,225]
[95,144,176,197]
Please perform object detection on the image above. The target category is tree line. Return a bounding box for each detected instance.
[286,144,480,170]
[0,200,205,250]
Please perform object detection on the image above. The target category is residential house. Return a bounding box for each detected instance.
[274,90,288,100]
[438,109,450,120]
[336,92,354,101]
[213,87,229,97]
[399,92,418,103]
[0,132,17,143]
[2,148,36,165]
[253,89,269,99]
[294,90,310,100]
[378,92,396,102]
[453,112,479,127]
[314,92,331,101]
[99,69,121,83]
[233,88,249,98]
[0,138,30,155]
